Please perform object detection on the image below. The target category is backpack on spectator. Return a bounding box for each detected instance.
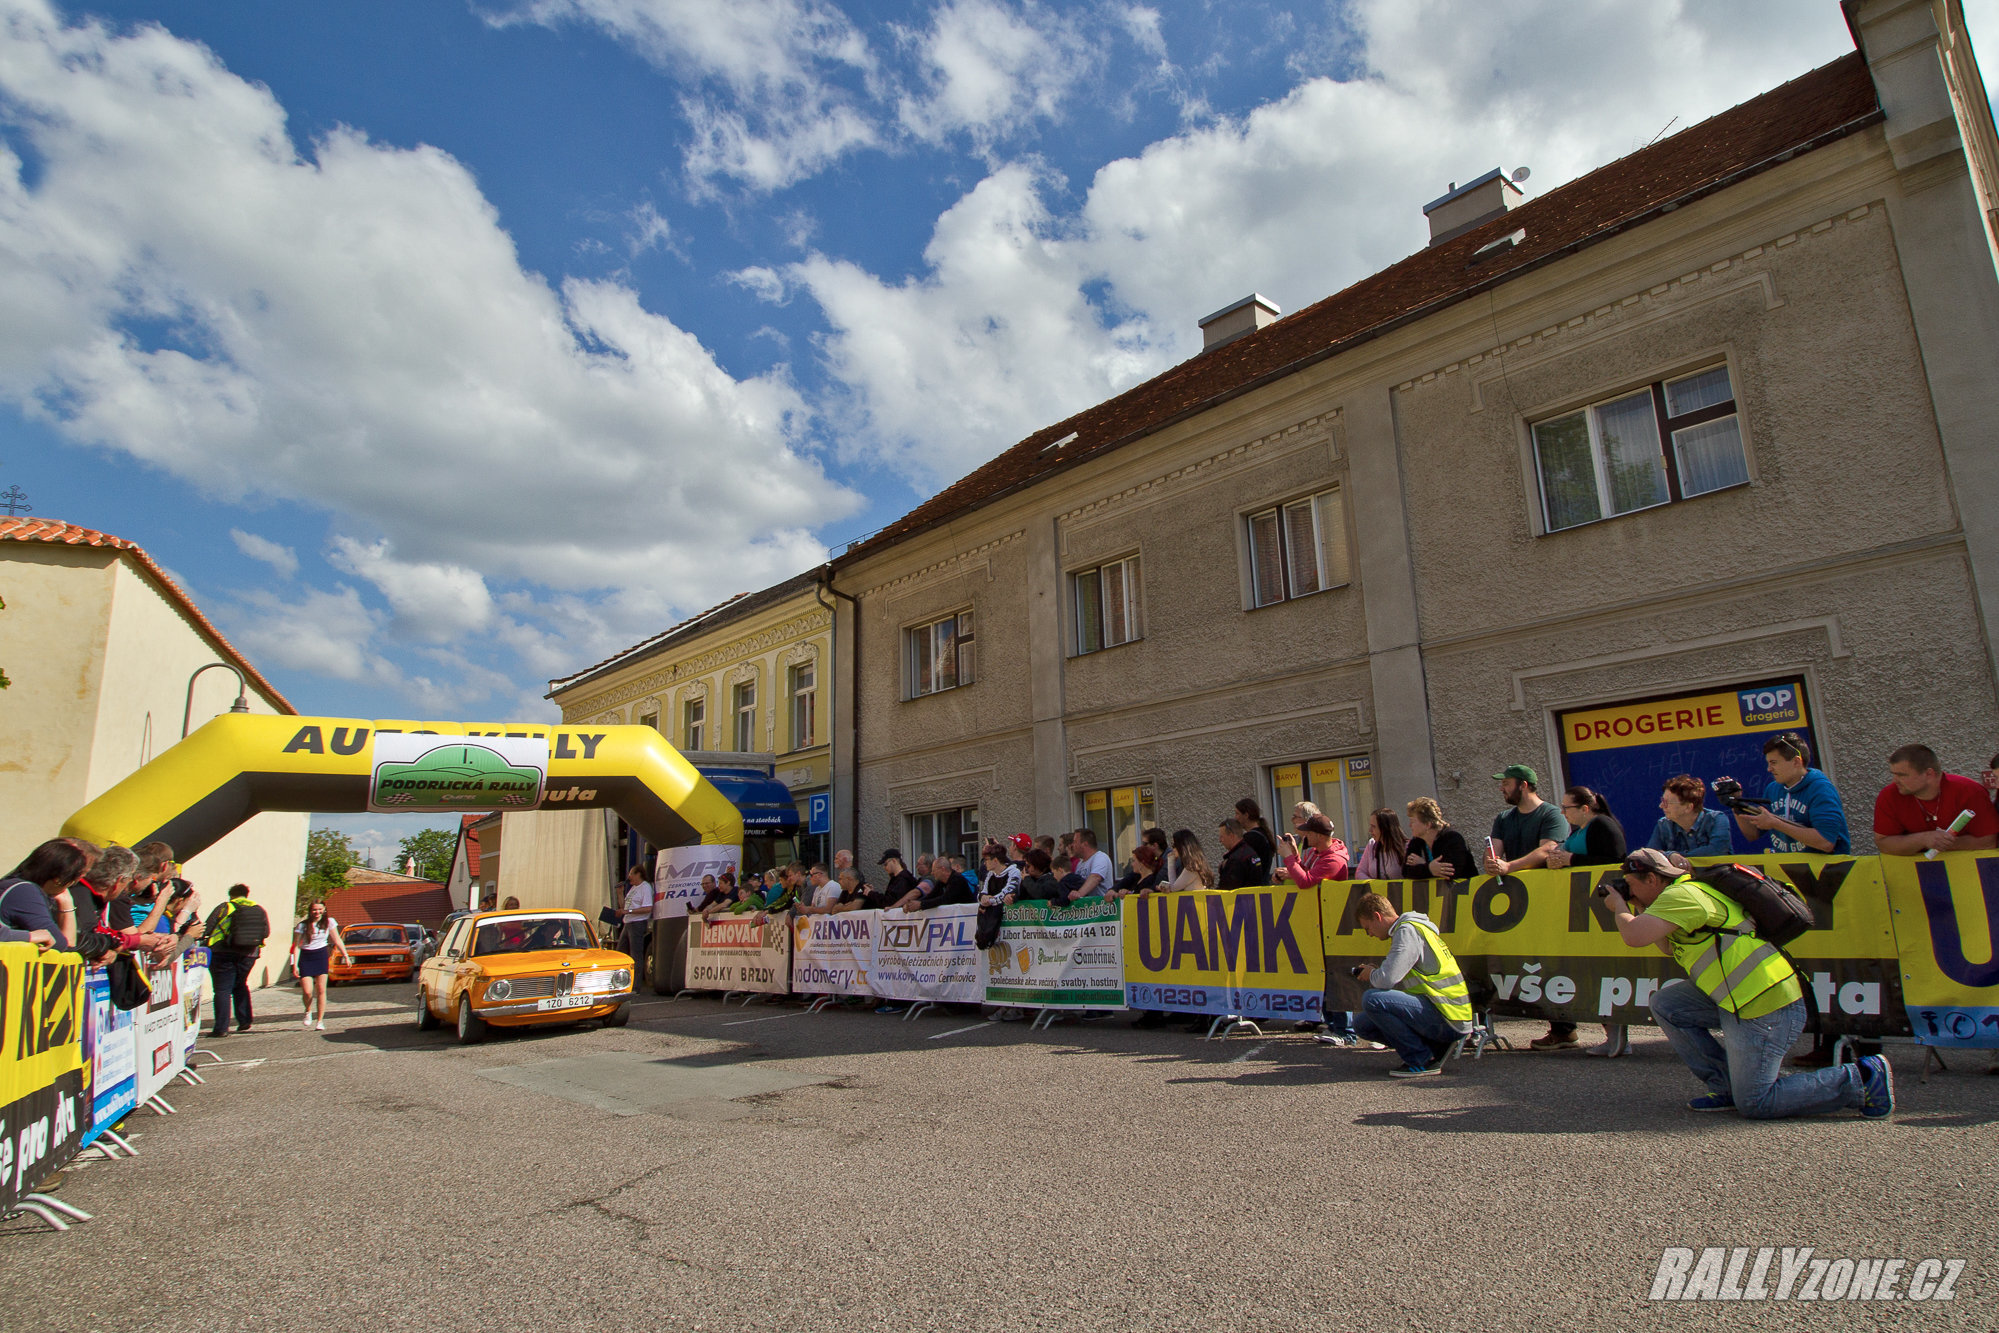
[228,902,271,949]
[1685,863,1815,946]
[107,951,152,1010]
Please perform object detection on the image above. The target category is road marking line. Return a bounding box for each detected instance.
[720,1013,805,1026]
[1227,1044,1267,1064]
[927,1021,998,1040]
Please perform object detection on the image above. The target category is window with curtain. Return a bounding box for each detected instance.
[1532,364,1749,533]
[1072,556,1142,655]
[682,697,704,751]
[788,662,816,750]
[1247,487,1350,608]
[732,680,756,751]
[906,610,976,698]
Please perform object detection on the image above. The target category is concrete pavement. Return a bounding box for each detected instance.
[2,984,1992,1332]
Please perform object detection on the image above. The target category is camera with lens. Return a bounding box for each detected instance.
[1592,874,1626,900]
[1347,965,1366,978]
[1711,776,1772,816]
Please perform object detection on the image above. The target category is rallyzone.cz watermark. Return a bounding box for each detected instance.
[1650,1249,1964,1302]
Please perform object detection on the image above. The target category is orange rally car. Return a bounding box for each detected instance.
[329,922,418,983]
[416,909,634,1044]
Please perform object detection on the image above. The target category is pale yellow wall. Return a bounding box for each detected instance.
[496,808,613,916]
[0,546,308,990]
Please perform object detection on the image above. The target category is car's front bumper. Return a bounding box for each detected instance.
[472,989,633,1018]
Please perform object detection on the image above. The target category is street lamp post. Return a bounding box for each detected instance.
[183,662,252,738]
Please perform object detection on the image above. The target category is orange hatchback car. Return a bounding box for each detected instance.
[416,910,635,1044]
[330,922,418,983]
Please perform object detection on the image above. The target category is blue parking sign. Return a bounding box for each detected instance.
[807,792,830,835]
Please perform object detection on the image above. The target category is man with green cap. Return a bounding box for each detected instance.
[1483,763,1574,1049]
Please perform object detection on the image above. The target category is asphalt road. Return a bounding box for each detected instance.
[3,984,1994,1333]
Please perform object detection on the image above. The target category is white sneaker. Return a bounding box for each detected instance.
[301,1014,313,1028]
[314,1018,325,1031]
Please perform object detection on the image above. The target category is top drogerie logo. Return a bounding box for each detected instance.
[1737,685,1802,728]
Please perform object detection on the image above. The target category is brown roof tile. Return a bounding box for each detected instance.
[835,53,1880,566]
[0,516,296,713]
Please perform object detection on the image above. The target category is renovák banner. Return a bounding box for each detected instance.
[872,905,986,1004]
[684,912,791,994]
[791,910,876,997]
[1122,888,1324,1021]
[984,899,1124,1010]
[1880,852,1999,1048]
[655,845,742,920]
[1319,856,1904,1035]
[0,945,86,1211]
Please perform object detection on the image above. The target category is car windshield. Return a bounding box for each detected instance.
[345,926,406,945]
[472,916,593,956]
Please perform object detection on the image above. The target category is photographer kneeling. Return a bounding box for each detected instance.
[1601,848,1892,1119]
[1350,892,1472,1079]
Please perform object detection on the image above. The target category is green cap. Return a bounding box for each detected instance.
[1492,763,1539,784]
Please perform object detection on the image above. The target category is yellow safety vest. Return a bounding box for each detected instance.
[1398,915,1473,1025]
[1665,879,1801,1020]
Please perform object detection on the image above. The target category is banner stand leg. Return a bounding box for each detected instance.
[176,1067,206,1086]
[903,1002,935,1022]
[1029,1009,1056,1031]
[96,1128,137,1157]
[1205,1016,1260,1041]
[145,1094,176,1116]
[20,1193,91,1223]
[5,1202,73,1232]
[804,995,836,1013]
[188,1049,223,1066]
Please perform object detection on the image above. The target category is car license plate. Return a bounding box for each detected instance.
[361,968,382,976]
[535,996,594,1011]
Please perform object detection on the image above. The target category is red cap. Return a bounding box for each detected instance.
[1008,832,1032,852]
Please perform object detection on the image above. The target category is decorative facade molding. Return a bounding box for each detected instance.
[1058,411,1342,525]
[857,530,1024,599]
[1399,202,1877,393]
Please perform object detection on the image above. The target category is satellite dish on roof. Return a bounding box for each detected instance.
[1510,166,1531,184]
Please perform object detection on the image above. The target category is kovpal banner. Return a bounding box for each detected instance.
[872,905,986,1004]
[655,845,742,920]
[131,959,186,1106]
[985,900,1124,1010]
[791,910,876,997]
[367,733,548,813]
[1880,852,1999,1048]
[1122,888,1324,1021]
[0,945,87,1211]
[82,974,137,1146]
[1319,856,1905,1035]
[685,912,791,994]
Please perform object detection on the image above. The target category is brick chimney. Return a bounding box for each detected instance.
[1198,294,1280,351]
[1423,169,1524,246]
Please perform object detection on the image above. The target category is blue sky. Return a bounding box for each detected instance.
[3,0,1990,861]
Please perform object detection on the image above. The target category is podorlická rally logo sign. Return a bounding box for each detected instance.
[366,735,548,812]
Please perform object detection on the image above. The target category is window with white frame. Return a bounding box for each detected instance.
[682,697,705,752]
[732,680,757,751]
[1531,363,1750,533]
[906,805,980,861]
[906,610,975,698]
[788,661,816,750]
[1072,556,1142,655]
[1247,487,1350,608]
[637,708,659,733]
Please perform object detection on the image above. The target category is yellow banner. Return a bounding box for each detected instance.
[1879,852,1999,1047]
[1320,857,1901,1032]
[0,945,86,1105]
[1122,888,1324,1020]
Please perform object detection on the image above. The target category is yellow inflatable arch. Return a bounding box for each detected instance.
[60,716,743,860]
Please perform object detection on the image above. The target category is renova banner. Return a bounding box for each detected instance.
[1881,852,1999,1048]
[1122,888,1324,1021]
[791,910,876,996]
[368,733,548,813]
[685,912,791,994]
[1320,856,1904,1035]
[872,905,986,1004]
[0,945,87,1211]
[656,844,742,920]
[985,899,1124,1010]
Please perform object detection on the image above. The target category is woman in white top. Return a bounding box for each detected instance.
[289,899,352,1031]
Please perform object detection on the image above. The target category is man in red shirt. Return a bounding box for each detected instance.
[1873,744,1999,855]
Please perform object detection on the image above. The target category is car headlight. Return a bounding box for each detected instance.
[612,967,632,989]
[575,968,630,993]
[485,979,512,1001]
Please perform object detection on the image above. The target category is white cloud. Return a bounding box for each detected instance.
[0,0,859,689]
[229,529,298,578]
[490,0,879,192]
[894,1,1090,146]
[785,0,1858,488]
[224,585,388,684]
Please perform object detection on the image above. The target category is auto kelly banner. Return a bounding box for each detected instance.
[1880,851,1999,1048]
[684,912,791,995]
[791,910,877,997]
[1123,888,1324,1021]
[1319,856,1904,1035]
[984,899,1125,1010]
[0,944,87,1210]
[871,904,986,1004]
